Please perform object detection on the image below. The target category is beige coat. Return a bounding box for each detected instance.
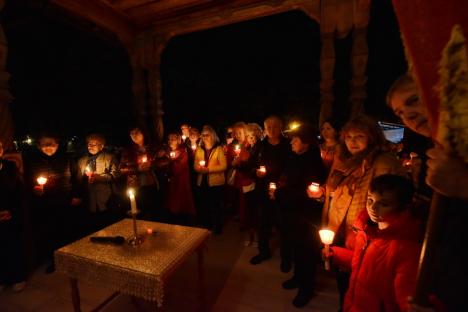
[322,152,406,236]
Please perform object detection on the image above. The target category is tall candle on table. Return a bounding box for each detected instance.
[128,189,138,215]
[319,229,335,271]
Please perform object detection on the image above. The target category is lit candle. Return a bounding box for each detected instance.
[199,160,206,167]
[128,189,138,215]
[37,176,47,191]
[269,182,277,190]
[308,182,320,193]
[234,144,241,155]
[191,144,197,151]
[319,229,335,271]
[170,151,176,158]
[259,165,266,173]
[147,228,153,235]
[85,166,93,177]
[141,155,148,163]
[182,135,187,141]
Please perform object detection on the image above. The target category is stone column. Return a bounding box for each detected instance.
[0,0,15,150]
[349,0,370,117]
[128,33,168,143]
[319,0,338,125]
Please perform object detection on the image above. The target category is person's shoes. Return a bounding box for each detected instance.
[249,253,271,265]
[45,263,55,274]
[280,260,292,273]
[292,289,314,308]
[282,278,299,290]
[12,281,26,293]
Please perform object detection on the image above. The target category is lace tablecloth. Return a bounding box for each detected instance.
[55,219,210,307]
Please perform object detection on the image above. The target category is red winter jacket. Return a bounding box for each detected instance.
[333,210,423,312]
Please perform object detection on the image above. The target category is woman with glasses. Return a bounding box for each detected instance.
[194,126,227,234]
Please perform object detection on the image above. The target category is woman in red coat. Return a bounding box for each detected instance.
[325,174,424,312]
[163,133,195,225]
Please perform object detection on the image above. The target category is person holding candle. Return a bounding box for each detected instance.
[162,133,195,225]
[194,125,227,234]
[307,115,405,310]
[180,123,191,145]
[76,133,120,234]
[120,126,161,221]
[271,123,327,308]
[23,132,80,273]
[0,140,27,292]
[322,174,423,312]
[250,115,292,267]
[319,118,342,174]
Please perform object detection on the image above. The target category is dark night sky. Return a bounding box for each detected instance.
[2,0,406,145]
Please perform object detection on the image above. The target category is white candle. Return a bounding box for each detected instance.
[259,166,266,173]
[191,144,197,151]
[170,151,176,158]
[234,144,241,154]
[141,155,148,163]
[182,135,187,141]
[308,182,320,193]
[199,160,206,167]
[269,182,276,190]
[128,189,137,214]
[37,176,47,191]
[319,229,335,271]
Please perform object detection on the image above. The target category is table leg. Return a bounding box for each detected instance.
[69,278,81,312]
[197,243,207,311]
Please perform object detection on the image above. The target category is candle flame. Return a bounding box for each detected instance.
[127,188,135,198]
[141,155,148,163]
[199,160,206,167]
[319,229,335,245]
[289,122,301,130]
[37,176,48,186]
[269,182,277,190]
[170,151,176,158]
[191,144,197,150]
[259,165,266,173]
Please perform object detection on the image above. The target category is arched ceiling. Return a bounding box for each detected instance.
[49,0,320,45]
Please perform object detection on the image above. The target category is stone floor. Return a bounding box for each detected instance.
[0,219,339,311]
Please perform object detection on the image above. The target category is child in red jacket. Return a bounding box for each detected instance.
[324,174,424,312]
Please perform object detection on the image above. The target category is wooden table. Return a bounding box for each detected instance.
[55,219,210,311]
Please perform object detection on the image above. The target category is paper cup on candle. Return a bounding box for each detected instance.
[259,165,266,173]
[85,166,93,177]
[199,160,206,167]
[308,182,320,193]
[319,229,335,271]
[269,182,277,190]
[37,176,47,186]
[182,135,187,141]
[141,155,148,163]
[169,151,176,158]
[234,144,241,154]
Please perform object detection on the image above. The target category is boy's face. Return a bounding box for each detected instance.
[87,139,104,155]
[366,190,401,223]
[39,137,59,156]
[390,82,432,138]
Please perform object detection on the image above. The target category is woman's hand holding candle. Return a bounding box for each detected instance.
[319,229,335,270]
[35,176,47,195]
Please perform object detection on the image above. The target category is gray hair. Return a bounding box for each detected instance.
[201,125,220,144]
[246,123,264,140]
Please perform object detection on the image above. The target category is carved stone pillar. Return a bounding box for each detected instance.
[319,0,337,125]
[0,0,15,150]
[349,0,370,117]
[128,33,168,143]
[349,26,368,117]
[319,32,336,125]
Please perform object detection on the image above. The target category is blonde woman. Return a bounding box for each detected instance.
[194,125,227,234]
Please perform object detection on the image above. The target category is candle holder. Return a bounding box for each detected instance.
[127,210,145,246]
